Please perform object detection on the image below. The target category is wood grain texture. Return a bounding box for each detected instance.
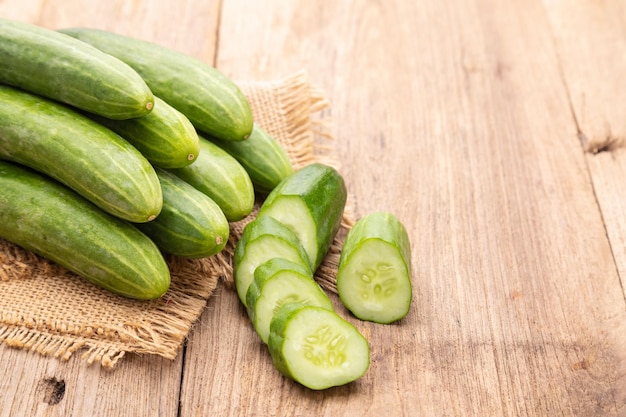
[544,0,626,152]
[1,1,625,416]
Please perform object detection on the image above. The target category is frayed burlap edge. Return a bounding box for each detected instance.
[0,70,353,368]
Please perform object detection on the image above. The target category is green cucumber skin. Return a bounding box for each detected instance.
[0,85,163,223]
[90,96,200,169]
[336,211,413,323]
[135,169,229,258]
[0,19,153,119]
[234,216,312,305]
[59,27,253,141]
[0,161,170,300]
[258,163,347,270]
[208,124,294,195]
[168,136,255,222]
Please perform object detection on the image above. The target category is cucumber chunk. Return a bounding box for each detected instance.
[257,163,347,271]
[246,258,334,344]
[268,303,370,390]
[336,212,412,324]
[234,216,311,306]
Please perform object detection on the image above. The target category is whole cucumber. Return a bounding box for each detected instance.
[135,168,230,258]
[0,19,154,119]
[60,27,253,141]
[207,123,294,195]
[0,85,163,223]
[89,96,200,169]
[169,136,255,222]
[0,161,170,300]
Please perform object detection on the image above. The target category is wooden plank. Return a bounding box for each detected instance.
[543,0,626,152]
[0,2,222,416]
[585,149,626,300]
[0,347,182,417]
[179,0,626,415]
[544,0,626,301]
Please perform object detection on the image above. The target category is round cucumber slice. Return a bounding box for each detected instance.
[234,216,311,306]
[336,211,412,324]
[268,303,370,390]
[246,258,334,343]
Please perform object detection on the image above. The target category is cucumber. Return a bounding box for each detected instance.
[59,27,253,141]
[234,216,311,306]
[89,96,200,169]
[257,163,347,271]
[135,169,229,258]
[268,303,370,390]
[246,258,334,344]
[207,123,294,195]
[0,19,153,119]
[168,136,255,222]
[0,161,170,300]
[336,212,412,323]
[0,85,162,223]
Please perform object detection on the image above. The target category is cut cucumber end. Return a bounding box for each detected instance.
[337,239,412,324]
[257,196,317,269]
[268,304,370,390]
[247,259,334,344]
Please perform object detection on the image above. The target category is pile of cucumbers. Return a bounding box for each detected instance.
[0,19,413,390]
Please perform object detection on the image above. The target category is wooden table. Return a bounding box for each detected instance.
[1,1,625,416]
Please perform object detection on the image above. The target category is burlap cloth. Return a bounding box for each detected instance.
[0,71,353,368]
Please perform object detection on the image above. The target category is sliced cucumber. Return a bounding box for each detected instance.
[257,163,347,271]
[336,211,412,323]
[246,258,334,344]
[268,303,370,390]
[234,216,311,306]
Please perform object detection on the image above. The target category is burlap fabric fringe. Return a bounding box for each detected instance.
[0,71,354,368]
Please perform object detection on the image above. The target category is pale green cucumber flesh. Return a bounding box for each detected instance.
[337,211,412,323]
[268,304,370,390]
[258,197,317,270]
[337,239,412,323]
[135,169,229,258]
[0,161,170,300]
[169,137,254,222]
[234,237,310,306]
[246,259,334,344]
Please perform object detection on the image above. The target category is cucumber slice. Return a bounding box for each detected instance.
[246,258,334,343]
[257,163,347,271]
[268,303,370,390]
[336,211,412,324]
[234,216,311,306]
